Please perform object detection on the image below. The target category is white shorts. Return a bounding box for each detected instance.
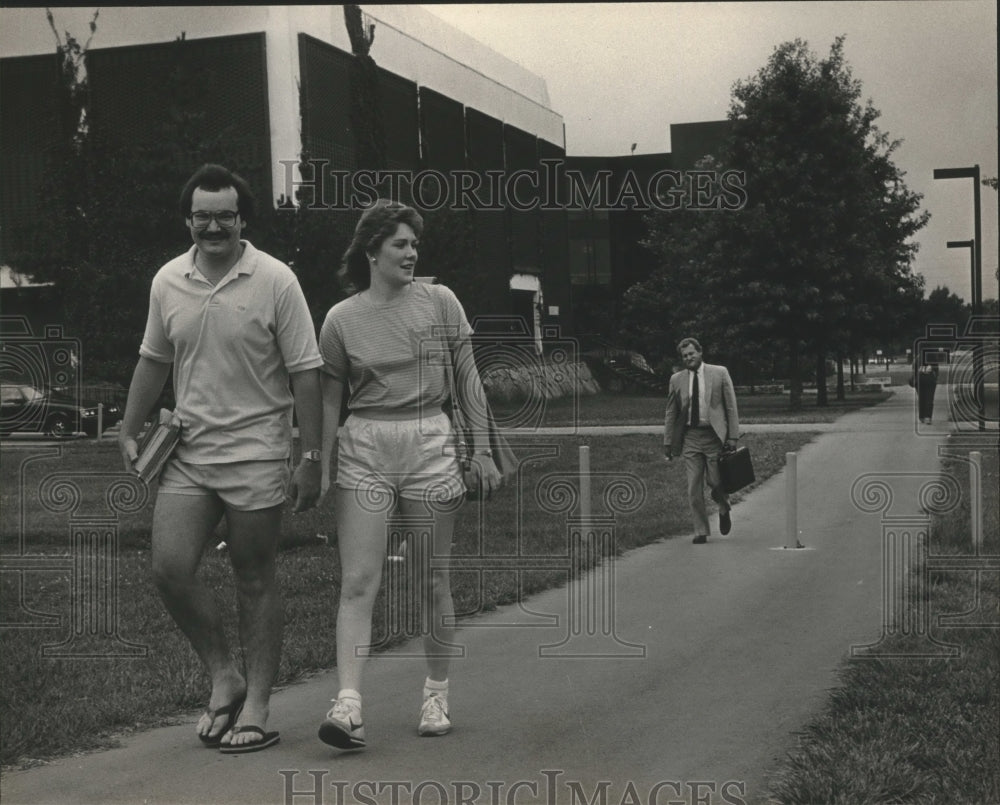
[158,458,290,511]
[336,412,465,503]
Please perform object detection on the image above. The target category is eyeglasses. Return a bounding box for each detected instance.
[189,210,240,229]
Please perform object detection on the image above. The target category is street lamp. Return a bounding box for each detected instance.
[934,165,985,430]
[946,239,975,311]
[934,166,982,312]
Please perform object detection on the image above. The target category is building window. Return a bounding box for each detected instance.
[569,237,611,285]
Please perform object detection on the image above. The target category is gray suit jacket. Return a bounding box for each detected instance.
[663,363,740,452]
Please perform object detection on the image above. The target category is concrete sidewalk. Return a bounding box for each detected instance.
[2,387,985,805]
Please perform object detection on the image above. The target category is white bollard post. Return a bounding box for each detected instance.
[786,452,799,548]
[970,451,982,552]
[97,403,104,440]
[579,445,591,524]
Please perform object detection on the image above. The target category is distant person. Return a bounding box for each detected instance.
[911,357,939,424]
[663,337,740,544]
[118,164,324,753]
[316,199,500,750]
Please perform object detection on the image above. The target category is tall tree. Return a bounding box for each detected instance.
[921,285,970,331]
[625,37,927,408]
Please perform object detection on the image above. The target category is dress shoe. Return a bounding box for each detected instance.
[692,535,708,544]
[720,509,732,536]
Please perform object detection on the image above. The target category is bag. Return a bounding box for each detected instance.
[719,444,755,494]
[437,290,517,500]
[449,396,518,500]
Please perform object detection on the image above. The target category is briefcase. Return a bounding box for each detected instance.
[719,445,755,494]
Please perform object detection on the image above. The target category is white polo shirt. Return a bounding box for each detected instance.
[140,241,323,463]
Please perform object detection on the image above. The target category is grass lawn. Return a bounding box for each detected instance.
[0,427,815,768]
[765,447,1000,805]
[492,389,892,427]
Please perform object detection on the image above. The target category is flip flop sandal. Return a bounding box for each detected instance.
[198,696,246,747]
[219,725,281,754]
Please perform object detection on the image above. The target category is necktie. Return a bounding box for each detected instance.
[690,371,700,427]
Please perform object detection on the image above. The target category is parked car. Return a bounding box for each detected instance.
[0,382,122,438]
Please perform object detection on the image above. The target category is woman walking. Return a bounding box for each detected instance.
[316,200,500,749]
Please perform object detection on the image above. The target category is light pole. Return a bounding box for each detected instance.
[934,165,985,430]
[946,238,976,312]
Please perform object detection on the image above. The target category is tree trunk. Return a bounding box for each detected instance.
[344,5,387,173]
[816,350,828,406]
[836,353,846,401]
[788,338,802,410]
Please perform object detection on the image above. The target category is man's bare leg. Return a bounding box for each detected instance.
[151,493,246,742]
[219,504,284,747]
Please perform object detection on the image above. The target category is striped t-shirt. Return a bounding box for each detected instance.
[319,282,472,418]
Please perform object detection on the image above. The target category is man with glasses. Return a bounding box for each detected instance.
[118,164,323,753]
[663,337,740,544]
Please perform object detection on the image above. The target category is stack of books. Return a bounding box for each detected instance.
[133,409,182,483]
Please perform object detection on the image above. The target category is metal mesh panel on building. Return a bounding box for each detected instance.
[503,124,539,273]
[86,33,272,203]
[0,53,63,259]
[299,34,356,179]
[378,67,419,177]
[300,39,418,203]
[465,107,509,281]
[419,87,465,171]
[465,108,504,172]
[0,53,62,150]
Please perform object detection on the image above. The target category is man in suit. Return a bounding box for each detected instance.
[663,337,740,543]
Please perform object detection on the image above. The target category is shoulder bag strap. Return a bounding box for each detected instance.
[434,287,470,459]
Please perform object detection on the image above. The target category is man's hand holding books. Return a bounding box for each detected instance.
[120,409,182,483]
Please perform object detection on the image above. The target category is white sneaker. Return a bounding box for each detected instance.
[418,692,451,736]
[319,698,366,749]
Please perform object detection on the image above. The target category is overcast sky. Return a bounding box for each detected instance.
[3,3,995,302]
[425,2,999,304]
